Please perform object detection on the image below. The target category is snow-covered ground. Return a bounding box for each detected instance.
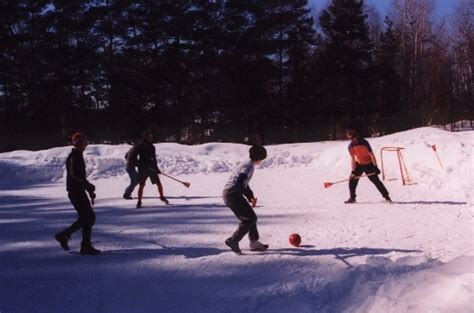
[0,127,473,313]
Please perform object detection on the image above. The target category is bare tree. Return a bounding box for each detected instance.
[450,0,474,127]
[391,0,436,126]
[366,3,383,47]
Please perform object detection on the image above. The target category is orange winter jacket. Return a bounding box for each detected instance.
[348,138,373,165]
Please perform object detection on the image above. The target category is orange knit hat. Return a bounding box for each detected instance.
[71,132,86,146]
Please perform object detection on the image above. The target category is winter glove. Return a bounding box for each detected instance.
[374,166,381,175]
[244,187,254,203]
[89,191,96,206]
[349,171,357,179]
[156,168,162,175]
[251,197,258,208]
[86,183,95,193]
[89,191,96,200]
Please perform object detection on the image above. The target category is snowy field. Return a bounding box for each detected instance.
[0,127,473,313]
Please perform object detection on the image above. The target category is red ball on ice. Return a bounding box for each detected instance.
[289,233,301,247]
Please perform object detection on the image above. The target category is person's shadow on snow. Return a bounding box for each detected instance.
[104,246,227,259]
[268,246,422,268]
[102,246,422,262]
[391,200,467,205]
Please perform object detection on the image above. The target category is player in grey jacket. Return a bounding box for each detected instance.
[223,145,268,254]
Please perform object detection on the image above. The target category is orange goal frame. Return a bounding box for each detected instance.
[380,147,413,185]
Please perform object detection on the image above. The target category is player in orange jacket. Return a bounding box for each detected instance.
[345,129,391,203]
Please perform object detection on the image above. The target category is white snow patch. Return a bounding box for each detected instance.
[0,126,472,313]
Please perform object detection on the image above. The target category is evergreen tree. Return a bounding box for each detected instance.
[218,0,270,143]
[187,0,225,143]
[45,1,102,139]
[159,0,194,143]
[373,17,403,133]
[90,0,131,114]
[218,0,316,143]
[0,1,37,136]
[284,0,317,141]
[319,0,373,137]
[0,0,470,150]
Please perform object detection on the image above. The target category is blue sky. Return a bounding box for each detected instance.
[367,0,461,17]
[310,0,462,18]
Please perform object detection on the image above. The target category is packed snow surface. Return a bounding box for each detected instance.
[0,127,473,313]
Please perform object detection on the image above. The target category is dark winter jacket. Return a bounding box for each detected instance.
[125,146,139,167]
[66,148,94,192]
[133,141,159,171]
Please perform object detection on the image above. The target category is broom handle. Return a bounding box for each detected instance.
[332,173,376,185]
[435,151,444,169]
[161,172,186,184]
[147,166,187,184]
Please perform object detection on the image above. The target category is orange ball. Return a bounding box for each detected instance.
[289,233,301,247]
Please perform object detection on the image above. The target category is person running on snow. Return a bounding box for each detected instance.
[345,129,391,203]
[123,140,139,200]
[223,145,268,254]
[132,130,168,208]
[55,132,101,255]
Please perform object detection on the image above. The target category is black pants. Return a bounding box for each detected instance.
[62,190,96,244]
[349,164,389,200]
[223,190,259,242]
[138,167,160,185]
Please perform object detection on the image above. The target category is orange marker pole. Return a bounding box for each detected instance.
[432,145,444,169]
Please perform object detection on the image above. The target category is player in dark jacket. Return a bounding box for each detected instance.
[132,130,168,208]
[345,129,391,203]
[54,132,101,255]
[123,141,139,199]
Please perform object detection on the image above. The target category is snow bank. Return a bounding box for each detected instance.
[338,256,474,313]
[0,141,341,184]
[0,128,472,204]
[0,147,69,184]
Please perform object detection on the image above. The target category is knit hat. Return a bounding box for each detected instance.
[71,132,86,146]
[346,129,359,139]
[249,145,267,161]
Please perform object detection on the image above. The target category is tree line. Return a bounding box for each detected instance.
[0,0,472,151]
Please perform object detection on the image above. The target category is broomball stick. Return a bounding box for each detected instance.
[160,173,191,188]
[431,145,444,169]
[147,167,191,188]
[324,173,376,188]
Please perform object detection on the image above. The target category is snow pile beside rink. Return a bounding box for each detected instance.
[0,147,69,183]
[331,256,474,313]
[0,141,337,183]
[1,127,472,203]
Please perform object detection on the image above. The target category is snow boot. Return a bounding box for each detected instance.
[54,232,70,251]
[160,196,169,205]
[344,198,356,204]
[225,238,241,254]
[123,194,133,200]
[80,242,101,255]
[136,200,142,208]
[250,240,269,251]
